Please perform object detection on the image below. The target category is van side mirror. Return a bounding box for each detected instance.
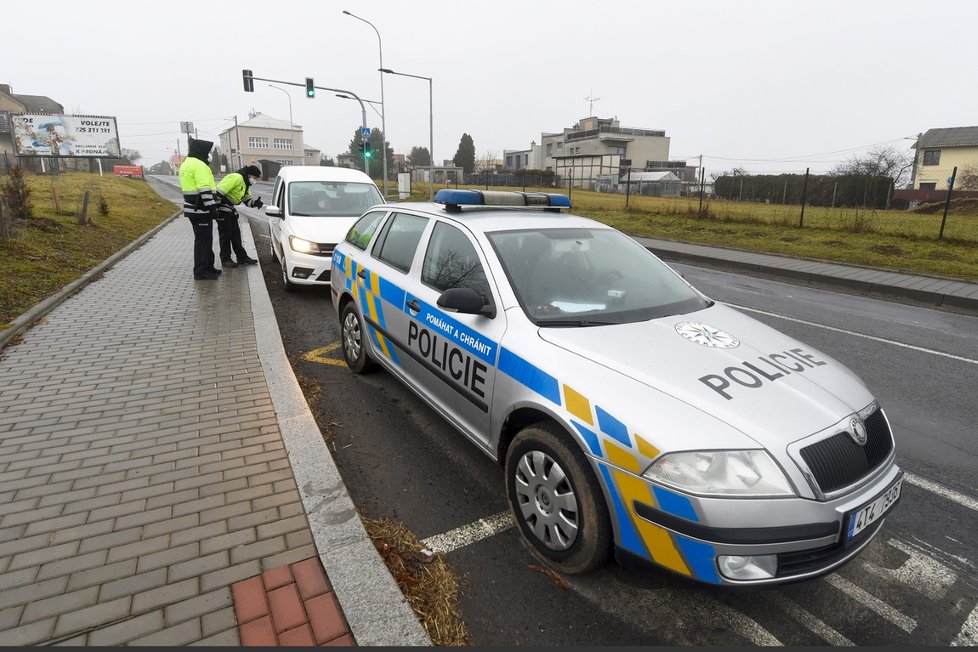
[266,205,283,218]
[437,287,495,318]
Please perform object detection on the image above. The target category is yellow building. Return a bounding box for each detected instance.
[911,126,978,190]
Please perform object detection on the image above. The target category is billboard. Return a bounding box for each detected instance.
[11,114,121,158]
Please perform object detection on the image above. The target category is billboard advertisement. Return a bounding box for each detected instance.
[11,114,121,158]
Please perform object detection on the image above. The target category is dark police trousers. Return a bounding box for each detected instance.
[217,206,248,262]
[186,215,215,276]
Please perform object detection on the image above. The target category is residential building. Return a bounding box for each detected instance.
[503,141,543,170]
[336,152,358,169]
[0,82,65,161]
[303,147,321,166]
[909,126,978,190]
[218,112,304,172]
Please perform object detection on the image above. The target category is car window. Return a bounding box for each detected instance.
[488,227,710,324]
[421,222,491,302]
[345,211,387,250]
[372,212,429,273]
[272,177,283,208]
[288,181,382,217]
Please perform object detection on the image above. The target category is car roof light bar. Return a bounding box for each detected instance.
[434,189,571,213]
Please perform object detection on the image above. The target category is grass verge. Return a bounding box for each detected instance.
[0,172,177,326]
[364,517,471,646]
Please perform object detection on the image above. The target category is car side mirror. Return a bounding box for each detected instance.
[266,205,283,218]
[437,287,495,318]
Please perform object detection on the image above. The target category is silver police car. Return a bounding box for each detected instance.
[330,190,902,585]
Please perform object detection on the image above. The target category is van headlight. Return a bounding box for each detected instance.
[642,450,795,497]
[289,236,320,254]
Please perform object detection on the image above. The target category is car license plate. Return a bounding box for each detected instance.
[847,476,902,541]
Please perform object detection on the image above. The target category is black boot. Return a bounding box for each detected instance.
[238,255,258,265]
[222,258,239,268]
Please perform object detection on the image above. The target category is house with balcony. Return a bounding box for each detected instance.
[218,112,304,173]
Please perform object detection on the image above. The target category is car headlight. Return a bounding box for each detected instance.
[289,236,320,254]
[642,450,795,497]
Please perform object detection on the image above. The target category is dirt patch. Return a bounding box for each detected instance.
[744,231,767,239]
[927,250,959,261]
[18,217,65,233]
[706,227,738,236]
[364,517,471,646]
[821,240,848,248]
[869,244,904,256]
[779,235,801,243]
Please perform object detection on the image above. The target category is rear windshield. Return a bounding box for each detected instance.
[288,181,383,217]
[487,227,710,325]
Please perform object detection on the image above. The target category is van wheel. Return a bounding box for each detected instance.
[505,422,611,574]
[281,256,295,292]
[340,301,377,374]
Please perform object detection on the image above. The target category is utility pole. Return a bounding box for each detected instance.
[234,115,242,170]
[939,166,957,240]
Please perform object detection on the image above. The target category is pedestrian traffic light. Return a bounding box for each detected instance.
[305,77,315,98]
[242,70,254,93]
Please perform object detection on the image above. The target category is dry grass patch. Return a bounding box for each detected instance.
[364,517,471,646]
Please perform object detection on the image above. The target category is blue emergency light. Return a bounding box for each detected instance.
[434,189,571,212]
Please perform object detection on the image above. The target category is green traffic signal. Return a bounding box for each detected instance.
[363,142,372,158]
[305,77,315,98]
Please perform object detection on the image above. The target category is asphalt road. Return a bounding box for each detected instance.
[149,179,978,645]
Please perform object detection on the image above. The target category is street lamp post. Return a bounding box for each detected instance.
[343,10,388,198]
[381,68,433,201]
[267,84,295,162]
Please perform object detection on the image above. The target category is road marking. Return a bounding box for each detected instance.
[823,573,916,633]
[862,538,957,600]
[715,603,782,646]
[905,472,978,513]
[952,603,978,646]
[728,303,978,366]
[302,342,347,367]
[421,511,515,554]
[769,594,853,646]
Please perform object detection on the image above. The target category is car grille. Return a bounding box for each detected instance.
[776,519,882,578]
[799,409,893,494]
[310,244,336,258]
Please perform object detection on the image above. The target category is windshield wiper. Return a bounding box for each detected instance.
[289,212,315,216]
[537,318,617,327]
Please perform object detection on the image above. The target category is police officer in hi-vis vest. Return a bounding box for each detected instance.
[216,165,263,267]
[178,138,222,280]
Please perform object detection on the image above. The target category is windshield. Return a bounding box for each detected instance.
[288,181,383,217]
[487,228,711,325]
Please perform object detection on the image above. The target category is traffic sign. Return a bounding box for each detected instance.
[360,127,371,138]
[180,121,194,134]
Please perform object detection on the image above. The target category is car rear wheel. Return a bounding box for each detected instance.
[505,422,611,574]
[340,301,377,374]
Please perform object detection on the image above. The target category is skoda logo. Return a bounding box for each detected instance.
[849,418,868,446]
[675,322,740,349]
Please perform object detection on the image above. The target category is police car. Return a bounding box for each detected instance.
[330,189,902,585]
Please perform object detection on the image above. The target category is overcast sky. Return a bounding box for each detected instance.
[4,0,976,174]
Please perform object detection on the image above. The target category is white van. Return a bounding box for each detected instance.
[267,166,384,291]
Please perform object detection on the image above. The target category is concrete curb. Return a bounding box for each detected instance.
[240,223,432,646]
[0,209,183,350]
[644,244,978,317]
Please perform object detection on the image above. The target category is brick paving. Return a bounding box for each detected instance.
[0,218,349,645]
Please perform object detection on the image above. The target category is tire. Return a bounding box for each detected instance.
[340,301,377,374]
[269,226,276,260]
[281,253,296,292]
[505,422,612,574]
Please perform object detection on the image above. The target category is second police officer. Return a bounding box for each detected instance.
[216,165,264,267]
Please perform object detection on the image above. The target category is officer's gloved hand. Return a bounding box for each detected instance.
[251,196,264,210]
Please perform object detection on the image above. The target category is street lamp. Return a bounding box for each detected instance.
[381,68,433,201]
[335,94,383,120]
[343,10,388,198]
[267,84,295,162]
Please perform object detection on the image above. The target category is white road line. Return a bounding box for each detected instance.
[904,473,978,513]
[769,594,854,646]
[952,603,978,646]
[421,511,515,554]
[713,601,783,646]
[823,574,916,633]
[728,303,978,366]
[862,538,957,600]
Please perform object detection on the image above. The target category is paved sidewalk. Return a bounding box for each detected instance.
[0,215,426,645]
[636,236,978,315]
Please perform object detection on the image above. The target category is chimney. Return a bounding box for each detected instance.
[0,84,11,95]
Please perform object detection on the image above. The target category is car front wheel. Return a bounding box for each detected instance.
[506,422,611,574]
[340,301,377,374]
[280,253,295,292]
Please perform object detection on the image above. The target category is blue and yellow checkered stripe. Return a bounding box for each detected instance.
[497,347,720,583]
[343,256,400,366]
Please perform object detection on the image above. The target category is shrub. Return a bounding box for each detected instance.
[0,165,33,222]
[98,194,110,216]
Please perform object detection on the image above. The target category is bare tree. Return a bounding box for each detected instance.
[956,163,978,191]
[476,150,498,172]
[831,146,913,187]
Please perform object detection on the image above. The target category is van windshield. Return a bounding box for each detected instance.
[288,181,383,217]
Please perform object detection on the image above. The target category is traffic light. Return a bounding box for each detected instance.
[305,77,315,98]
[242,70,254,93]
[363,141,372,158]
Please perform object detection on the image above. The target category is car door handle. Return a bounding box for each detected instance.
[406,299,421,312]
[357,269,367,279]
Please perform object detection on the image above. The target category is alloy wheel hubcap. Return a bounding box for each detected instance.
[514,450,579,551]
[343,312,362,360]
